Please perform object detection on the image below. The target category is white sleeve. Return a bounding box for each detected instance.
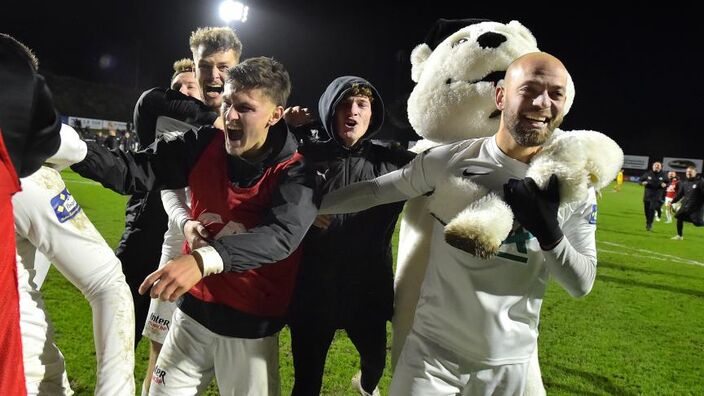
[44,124,88,170]
[542,188,598,297]
[319,144,453,214]
[161,188,191,234]
[12,168,136,394]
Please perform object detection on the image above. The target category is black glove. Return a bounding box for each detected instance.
[503,174,563,249]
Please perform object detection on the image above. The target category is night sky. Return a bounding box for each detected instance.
[3,1,701,160]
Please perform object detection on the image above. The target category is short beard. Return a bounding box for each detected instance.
[505,110,563,147]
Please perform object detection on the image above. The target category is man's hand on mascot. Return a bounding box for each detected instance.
[139,255,203,302]
[504,174,564,250]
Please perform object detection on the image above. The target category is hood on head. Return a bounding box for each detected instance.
[318,76,384,146]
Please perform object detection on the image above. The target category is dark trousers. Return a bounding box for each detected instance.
[644,200,660,227]
[677,219,684,236]
[115,192,168,346]
[289,314,387,395]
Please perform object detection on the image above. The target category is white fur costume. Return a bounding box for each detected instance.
[393,19,622,394]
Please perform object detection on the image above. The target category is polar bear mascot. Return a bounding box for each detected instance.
[393,18,623,395]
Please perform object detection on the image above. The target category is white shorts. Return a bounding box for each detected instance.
[665,197,674,205]
[143,216,185,344]
[390,330,528,396]
[142,299,178,344]
[149,309,280,396]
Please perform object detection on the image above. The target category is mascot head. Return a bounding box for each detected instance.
[407,19,575,143]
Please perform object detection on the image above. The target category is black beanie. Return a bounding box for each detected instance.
[423,18,490,49]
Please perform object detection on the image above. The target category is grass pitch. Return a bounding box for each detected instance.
[40,172,703,395]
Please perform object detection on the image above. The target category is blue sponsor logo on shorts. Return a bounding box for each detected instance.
[588,204,598,224]
[50,188,81,223]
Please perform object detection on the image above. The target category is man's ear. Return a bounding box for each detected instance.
[495,85,505,111]
[269,106,284,126]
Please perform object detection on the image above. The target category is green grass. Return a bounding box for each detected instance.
[42,172,704,395]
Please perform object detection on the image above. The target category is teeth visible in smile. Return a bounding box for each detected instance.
[525,115,547,122]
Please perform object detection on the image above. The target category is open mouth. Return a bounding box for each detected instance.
[205,85,223,97]
[445,70,506,87]
[344,119,358,128]
[446,70,505,120]
[522,114,550,127]
[227,128,243,141]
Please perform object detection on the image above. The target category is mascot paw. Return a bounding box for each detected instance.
[444,222,501,258]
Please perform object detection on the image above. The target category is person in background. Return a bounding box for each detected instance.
[614,168,624,192]
[640,161,667,231]
[663,170,678,224]
[671,166,703,240]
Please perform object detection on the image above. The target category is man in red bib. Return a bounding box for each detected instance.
[72,56,318,395]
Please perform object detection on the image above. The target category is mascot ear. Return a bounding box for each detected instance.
[410,43,432,83]
[507,20,538,48]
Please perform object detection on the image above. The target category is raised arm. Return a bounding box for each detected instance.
[319,144,452,214]
[70,127,215,195]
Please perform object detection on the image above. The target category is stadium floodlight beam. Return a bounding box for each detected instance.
[219,0,249,23]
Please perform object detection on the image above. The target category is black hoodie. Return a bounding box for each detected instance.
[291,76,414,323]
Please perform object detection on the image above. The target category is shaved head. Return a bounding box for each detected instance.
[505,52,568,88]
[496,52,569,153]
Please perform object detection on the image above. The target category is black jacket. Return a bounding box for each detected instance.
[72,120,318,274]
[118,88,217,246]
[674,176,704,226]
[0,39,61,178]
[640,170,667,202]
[73,119,319,337]
[290,76,415,324]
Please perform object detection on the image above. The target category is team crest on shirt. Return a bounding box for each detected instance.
[588,204,598,224]
[50,188,81,223]
[498,226,534,263]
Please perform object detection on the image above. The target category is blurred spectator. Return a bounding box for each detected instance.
[614,169,624,192]
[671,166,704,240]
[640,161,667,231]
[663,171,679,224]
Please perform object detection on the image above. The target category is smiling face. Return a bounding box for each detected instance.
[194,46,239,110]
[221,85,283,160]
[496,52,568,147]
[407,21,540,143]
[334,94,372,147]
